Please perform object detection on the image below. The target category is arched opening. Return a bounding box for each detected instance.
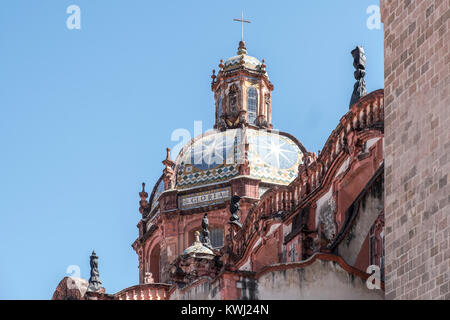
[149,244,161,283]
[247,87,258,124]
[188,227,224,249]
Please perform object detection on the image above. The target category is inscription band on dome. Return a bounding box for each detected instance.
[179,187,231,210]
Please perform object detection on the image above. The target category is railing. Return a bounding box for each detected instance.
[115,283,171,300]
[232,89,384,260]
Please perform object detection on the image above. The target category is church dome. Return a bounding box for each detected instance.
[223,54,262,71]
[175,128,305,190]
[222,41,264,73]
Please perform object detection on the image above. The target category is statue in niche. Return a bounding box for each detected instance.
[264,93,270,110]
[228,84,239,115]
[201,213,213,249]
[224,84,241,128]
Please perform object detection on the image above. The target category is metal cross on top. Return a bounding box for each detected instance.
[233,11,251,42]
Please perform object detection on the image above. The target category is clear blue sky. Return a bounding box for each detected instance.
[0,0,383,299]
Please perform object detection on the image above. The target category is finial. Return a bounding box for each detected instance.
[349,45,367,107]
[219,59,224,70]
[261,59,266,69]
[162,147,175,190]
[211,69,216,83]
[237,41,247,55]
[87,250,102,293]
[239,55,245,66]
[165,147,172,162]
[163,147,174,167]
[139,182,149,216]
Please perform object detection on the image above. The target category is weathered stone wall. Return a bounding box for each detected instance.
[382,0,450,299]
[169,278,222,300]
[52,277,88,300]
[337,175,383,268]
[256,259,384,300]
[168,258,384,300]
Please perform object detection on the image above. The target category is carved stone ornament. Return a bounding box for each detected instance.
[318,198,336,241]
[87,251,102,293]
[228,84,239,115]
[229,195,243,228]
[201,213,213,249]
[350,46,367,107]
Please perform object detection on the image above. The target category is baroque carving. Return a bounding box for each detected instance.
[87,251,102,293]
[318,198,336,241]
[350,46,367,107]
[227,84,239,115]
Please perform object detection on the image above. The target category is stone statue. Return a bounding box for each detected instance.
[350,46,367,107]
[86,250,102,293]
[201,213,213,249]
[229,195,242,228]
[144,272,154,284]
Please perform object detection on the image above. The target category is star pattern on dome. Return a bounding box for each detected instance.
[189,131,241,170]
[254,135,299,169]
[176,129,303,189]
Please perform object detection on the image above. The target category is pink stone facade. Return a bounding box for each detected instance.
[52,27,396,300]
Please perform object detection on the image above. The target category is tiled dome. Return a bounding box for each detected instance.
[223,54,261,71]
[175,128,304,190]
[222,41,264,73]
